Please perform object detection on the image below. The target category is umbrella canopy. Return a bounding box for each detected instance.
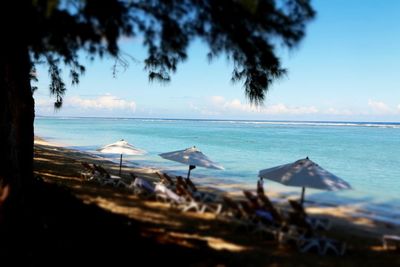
[159,146,224,179]
[258,157,352,205]
[97,139,146,175]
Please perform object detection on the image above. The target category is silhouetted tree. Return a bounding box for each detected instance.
[0,0,314,218]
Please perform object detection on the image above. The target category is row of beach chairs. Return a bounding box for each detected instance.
[80,161,346,256]
[241,183,345,256]
[81,162,222,214]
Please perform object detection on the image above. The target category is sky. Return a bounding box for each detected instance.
[34,0,400,122]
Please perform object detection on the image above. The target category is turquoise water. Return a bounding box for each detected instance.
[34,117,400,224]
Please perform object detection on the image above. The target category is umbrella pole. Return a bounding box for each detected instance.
[119,154,123,176]
[187,165,196,180]
[300,187,305,206]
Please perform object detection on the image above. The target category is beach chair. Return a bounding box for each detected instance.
[154,182,184,204]
[221,196,244,219]
[242,191,285,238]
[85,164,108,184]
[93,164,124,187]
[130,173,155,192]
[177,183,222,215]
[80,162,97,180]
[288,200,331,231]
[128,173,155,197]
[219,195,275,236]
[382,235,400,251]
[176,176,189,190]
[254,188,318,243]
[155,172,175,187]
[185,176,197,192]
[298,235,346,256]
[278,226,346,256]
[154,183,206,213]
[319,238,346,256]
[243,190,275,225]
[297,235,322,254]
[219,196,255,231]
[177,176,217,203]
[256,187,285,226]
[241,198,282,239]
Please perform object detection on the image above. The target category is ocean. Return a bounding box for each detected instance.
[34,116,400,225]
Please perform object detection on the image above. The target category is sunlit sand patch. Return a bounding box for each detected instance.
[34,157,56,163]
[162,231,249,252]
[369,245,387,251]
[83,196,185,227]
[34,171,81,182]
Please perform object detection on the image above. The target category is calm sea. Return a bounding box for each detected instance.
[34,117,400,224]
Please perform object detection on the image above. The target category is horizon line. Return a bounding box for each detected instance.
[35,115,400,124]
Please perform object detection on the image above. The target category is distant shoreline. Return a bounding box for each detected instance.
[35,116,400,127]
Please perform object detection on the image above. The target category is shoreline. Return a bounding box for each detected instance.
[36,115,400,125]
[33,135,400,240]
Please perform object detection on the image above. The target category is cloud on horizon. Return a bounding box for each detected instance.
[368,99,392,114]
[205,96,319,115]
[188,96,400,119]
[67,94,136,111]
[37,94,135,111]
[35,94,136,115]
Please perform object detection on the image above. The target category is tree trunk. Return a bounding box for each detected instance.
[0,43,34,223]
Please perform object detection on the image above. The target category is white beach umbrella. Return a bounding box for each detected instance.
[159,146,224,179]
[258,157,352,205]
[97,139,146,176]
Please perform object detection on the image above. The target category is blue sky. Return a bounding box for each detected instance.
[34,0,400,122]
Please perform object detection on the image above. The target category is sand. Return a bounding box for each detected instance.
[31,136,400,266]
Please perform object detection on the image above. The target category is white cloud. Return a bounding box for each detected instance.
[323,108,354,116]
[34,94,136,114]
[210,96,225,105]
[368,100,391,114]
[397,104,400,112]
[262,103,318,115]
[35,97,53,107]
[189,102,220,116]
[201,96,319,115]
[67,94,136,111]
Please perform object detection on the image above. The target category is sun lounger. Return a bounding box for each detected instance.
[383,235,400,250]
[130,173,155,192]
[176,176,217,203]
[155,183,182,203]
[81,162,96,180]
[90,164,126,187]
[279,228,346,256]
[288,200,331,231]
[81,163,106,183]
[177,183,222,214]
[319,238,346,256]
[219,196,257,231]
[297,235,322,254]
[256,187,285,226]
[176,176,189,190]
[243,190,275,225]
[185,177,197,192]
[298,235,346,256]
[156,172,175,187]
[154,183,206,213]
[126,173,155,198]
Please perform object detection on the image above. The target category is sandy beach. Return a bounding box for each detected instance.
[31,136,400,266]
